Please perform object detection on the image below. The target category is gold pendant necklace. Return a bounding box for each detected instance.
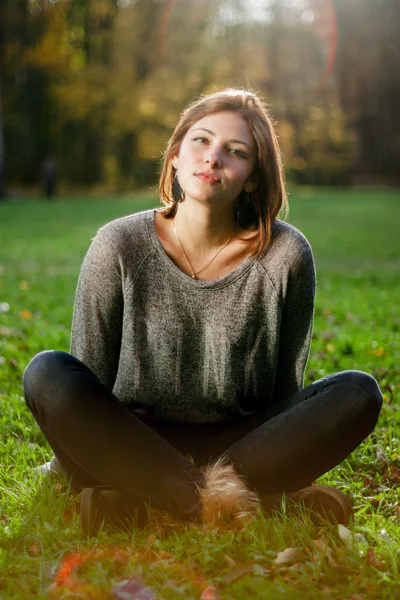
[173,219,236,279]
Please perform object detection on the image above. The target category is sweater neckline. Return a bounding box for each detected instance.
[146,209,257,289]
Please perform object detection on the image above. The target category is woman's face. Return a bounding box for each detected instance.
[172,111,258,209]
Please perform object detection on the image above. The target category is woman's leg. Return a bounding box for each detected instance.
[23,350,203,520]
[221,370,382,494]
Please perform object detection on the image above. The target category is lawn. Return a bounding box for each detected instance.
[0,188,399,599]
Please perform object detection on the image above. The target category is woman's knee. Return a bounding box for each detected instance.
[336,369,383,421]
[23,350,73,407]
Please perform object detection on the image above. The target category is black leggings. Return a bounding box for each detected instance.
[24,350,382,519]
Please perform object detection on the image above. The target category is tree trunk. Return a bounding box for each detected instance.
[0,0,5,198]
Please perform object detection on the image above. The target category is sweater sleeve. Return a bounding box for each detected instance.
[271,238,316,404]
[70,225,124,391]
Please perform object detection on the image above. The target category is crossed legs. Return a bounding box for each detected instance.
[24,350,383,519]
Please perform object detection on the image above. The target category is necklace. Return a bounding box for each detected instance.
[172,219,236,279]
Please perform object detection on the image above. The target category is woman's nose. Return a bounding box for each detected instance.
[204,149,222,168]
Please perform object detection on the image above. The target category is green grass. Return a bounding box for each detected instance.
[0,188,400,599]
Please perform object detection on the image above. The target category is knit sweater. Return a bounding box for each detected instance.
[70,209,316,423]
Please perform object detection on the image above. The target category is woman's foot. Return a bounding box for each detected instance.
[80,487,149,536]
[34,455,64,477]
[260,485,353,525]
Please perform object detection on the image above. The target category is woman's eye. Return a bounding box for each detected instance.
[229,148,247,158]
[192,137,207,143]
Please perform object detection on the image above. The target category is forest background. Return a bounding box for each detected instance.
[1,0,400,197]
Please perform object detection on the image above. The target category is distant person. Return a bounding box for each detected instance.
[41,156,58,199]
[24,89,382,535]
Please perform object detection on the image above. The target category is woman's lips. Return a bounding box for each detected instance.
[196,172,220,184]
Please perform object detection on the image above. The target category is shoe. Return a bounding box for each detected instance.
[34,455,64,477]
[261,484,353,525]
[80,486,149,536]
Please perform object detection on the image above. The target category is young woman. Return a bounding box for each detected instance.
[24,89,382,534]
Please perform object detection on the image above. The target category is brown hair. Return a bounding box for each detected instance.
[159,89,288,257]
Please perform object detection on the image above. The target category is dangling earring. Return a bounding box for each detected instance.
[236,190,257,229]
[172,172,184,203]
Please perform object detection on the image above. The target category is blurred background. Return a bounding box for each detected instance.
[0,0,399,198]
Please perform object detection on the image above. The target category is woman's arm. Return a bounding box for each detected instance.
[70,225,123,391]
[271,240,316,403]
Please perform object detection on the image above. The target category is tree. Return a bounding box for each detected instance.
[0,0,6,198]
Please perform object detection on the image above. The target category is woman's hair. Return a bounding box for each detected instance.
[159,88,288,257]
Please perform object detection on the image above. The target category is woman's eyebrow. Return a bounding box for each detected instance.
[191,127,252,150]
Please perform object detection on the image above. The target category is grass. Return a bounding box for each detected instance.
[0,188,399,599]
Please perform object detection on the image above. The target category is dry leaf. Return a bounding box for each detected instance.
[157,549,172,560]
[224,562,256,584]
[365,548,385,570]
[113,578,157,599]
[372,347,385,357]
[223,554,236,567]
[20,309,33,320]
[274,547,303,566]
[312,536,328,551]
[146,534,156,546]
[338,524,352,544]
[386,464,400,485]
[376,447,388,462]
[52,552,83,587]
[201,585,221,600]
[28,540,42,557]
[19,280,29,290]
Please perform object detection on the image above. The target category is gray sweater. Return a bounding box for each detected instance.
[71,209,316,423]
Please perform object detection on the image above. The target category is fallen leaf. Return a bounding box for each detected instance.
[365,548,385,570]
[312,536,329,551]
[20,309,33,320]
[201,586,221,600]
[338,524,352,544]
[53,483,63,494]
[53,552,84,587]
[274,547,303,566]
[0,326,23,337]
[157,549,172,560]
[320,330,337,340]
[223,554,236,567]
[362,475,381,491]
[372,347,385,357]
[113,578,157,599]
[28,540,42,557]
[378,528,393,544]
[223,562,256,584]
[385,464,400,485]
[146,534,156,546]
[19,280,29,290]
[376,447,388,462]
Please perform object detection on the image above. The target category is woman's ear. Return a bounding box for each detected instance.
[172,155,179,170]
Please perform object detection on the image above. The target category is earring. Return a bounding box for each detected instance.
[236,190,257,229]
[172,172,184,203]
